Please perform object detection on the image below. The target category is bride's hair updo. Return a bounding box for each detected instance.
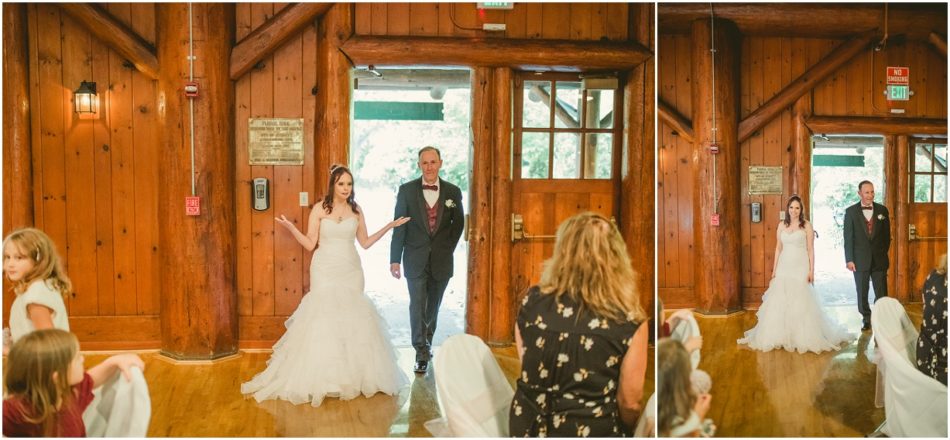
[321,164,360,215]
[784,195,806,229]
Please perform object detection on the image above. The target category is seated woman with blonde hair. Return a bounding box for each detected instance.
[509,212,648,437]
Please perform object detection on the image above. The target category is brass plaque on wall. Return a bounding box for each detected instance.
[748,166,783,194]
[248,118,304,165]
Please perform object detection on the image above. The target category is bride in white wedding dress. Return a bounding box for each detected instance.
[242,165,411,406]
[737,196,853,354]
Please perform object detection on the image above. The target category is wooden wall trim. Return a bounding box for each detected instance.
[805,116,948,136]
[659,3,946,41]
[229,3,331,80]
[738,30,877,143]
[59,3,159,80]
[71,316,161,350]
[895,135,911,303]
[315,4,352,190]
[340,35,652,71]
[658,287,696,310]
[658,98,694,144]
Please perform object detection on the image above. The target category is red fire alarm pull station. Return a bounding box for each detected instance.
[185,196,201,216]
[184,81,199,98]
[708,142,720,154]
[884,66,910,114]
[711,214,720,226]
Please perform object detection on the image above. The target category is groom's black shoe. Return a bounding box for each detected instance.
[414,360,428,374]
[861,322,872,331]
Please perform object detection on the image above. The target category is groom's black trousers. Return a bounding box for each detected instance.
[407,272,450,361]
[854,269,888,325]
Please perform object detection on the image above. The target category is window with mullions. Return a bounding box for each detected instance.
[515,74,620,179]
[911,140,948,203]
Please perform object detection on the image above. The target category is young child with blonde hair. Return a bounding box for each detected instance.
[3,329,144,437]
[3,228,72,353]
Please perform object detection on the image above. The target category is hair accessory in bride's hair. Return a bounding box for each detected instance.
[329,163,344,174]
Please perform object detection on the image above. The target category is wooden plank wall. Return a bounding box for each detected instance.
[21,3,160,348]
[658,34,947,308]
[353,3,629,41]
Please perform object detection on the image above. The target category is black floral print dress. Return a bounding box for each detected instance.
[509,287,641,437]
[916,270,947,386]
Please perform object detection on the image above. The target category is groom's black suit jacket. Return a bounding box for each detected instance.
[843,202,891,272]
[390,177,465,280]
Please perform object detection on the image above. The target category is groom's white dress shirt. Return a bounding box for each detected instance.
[423,179,440,208]
[862,204,873,221]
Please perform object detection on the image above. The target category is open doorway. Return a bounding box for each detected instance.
[349,68,471,348]
[810,134,886,305]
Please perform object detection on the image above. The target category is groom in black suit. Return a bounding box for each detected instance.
[390,146,465,373]
[843,180,891,331]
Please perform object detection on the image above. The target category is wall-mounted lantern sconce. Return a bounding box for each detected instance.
[73,80,98,116]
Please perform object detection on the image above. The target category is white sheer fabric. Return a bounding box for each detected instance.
[426,334,513,437]
[82,367,151,437]
[871,297,947,437]
[633,392,656,437]
[670,314,701,369]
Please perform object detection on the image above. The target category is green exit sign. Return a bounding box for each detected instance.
[887,84,910,101]
[477,2,514,10]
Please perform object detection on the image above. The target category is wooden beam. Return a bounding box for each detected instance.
[3,3,33,234]
[229,3,331,80]
[489,67,513,344]
[691,17,742,314]
[314,4,352,189]
[59,3,159,80]
[341,35,652,71]
[467,66,493,339]
[658,99,695,143]
[805,116,948,136]
[738,30,877,143]
[929,32,947,57]
[156,3,237,359]
[659,3,946,41]
[892,135,909,304]
[791,94,812,212]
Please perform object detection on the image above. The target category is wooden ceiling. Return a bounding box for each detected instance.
[659,3,947,40]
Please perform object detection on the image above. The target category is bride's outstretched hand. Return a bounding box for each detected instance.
[275,214,296,231]
[807,272,814,284]
[388,216,411,229]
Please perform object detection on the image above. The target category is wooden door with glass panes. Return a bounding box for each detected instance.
[511,72,623,295]
[907,139,948,299]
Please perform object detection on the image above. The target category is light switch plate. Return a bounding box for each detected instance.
[299,192,309,207]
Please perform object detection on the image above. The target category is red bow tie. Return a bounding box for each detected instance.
[862,206,873,210]
[422,184,438,191]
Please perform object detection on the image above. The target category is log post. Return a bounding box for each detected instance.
[3,3,32,328]
[315,4,352,188]
[623,2,655,321]
[894,135,910,302]
[156,3,237,359]
[691,17,742,314]
[467,67,492,339]
[488,67,513,344]
[791,93,812,211]
[3,3,33,234]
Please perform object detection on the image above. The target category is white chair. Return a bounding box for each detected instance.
[633,391,656,437]
[83,366,151,437]
[425,334,514,437]
[871,297,947,438]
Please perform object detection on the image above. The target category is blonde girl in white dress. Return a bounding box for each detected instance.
[2,228,72,354]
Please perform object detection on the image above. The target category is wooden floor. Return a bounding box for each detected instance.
[690,304,922,437]
[82,344,654,437]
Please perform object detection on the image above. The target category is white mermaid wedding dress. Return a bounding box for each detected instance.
[241,217,408,406]
[737,228,853,354]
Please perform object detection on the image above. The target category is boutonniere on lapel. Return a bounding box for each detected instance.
[445,199,456,209]
[877,214,886,221]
